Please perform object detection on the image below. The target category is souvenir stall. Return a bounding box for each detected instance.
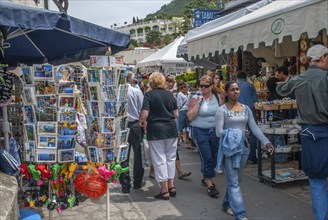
[13,59,130,219]
[1,2,131,219]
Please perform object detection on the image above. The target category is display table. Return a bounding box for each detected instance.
[255,100,308,187]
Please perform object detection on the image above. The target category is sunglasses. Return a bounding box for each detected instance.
[199,84,211,88]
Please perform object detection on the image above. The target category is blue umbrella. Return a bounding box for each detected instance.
[0,1,130,66]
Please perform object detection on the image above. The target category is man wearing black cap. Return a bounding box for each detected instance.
[276,44,328,220]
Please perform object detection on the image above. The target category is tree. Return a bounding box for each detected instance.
[145,30,161,47]
[162,34,174,45]
[129,39,138,47]
[124,21,127,26]
[132,17,136,24]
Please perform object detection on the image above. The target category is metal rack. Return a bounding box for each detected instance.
[256,106,308,187]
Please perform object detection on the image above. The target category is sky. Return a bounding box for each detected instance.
[49,0,174,29]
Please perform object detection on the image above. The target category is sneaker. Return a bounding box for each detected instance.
[149,173,155,179]
[241,218,248,220]
[207,185,219,197]
[178,171,191,179]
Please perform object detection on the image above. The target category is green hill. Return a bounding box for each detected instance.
[144,0,220,21]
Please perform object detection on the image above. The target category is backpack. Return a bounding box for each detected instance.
[0,148,20,176]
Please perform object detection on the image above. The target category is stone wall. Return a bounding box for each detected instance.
[0,172,18,220]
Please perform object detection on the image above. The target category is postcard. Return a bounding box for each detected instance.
[101,68,115,86]
[87,116,100,132]
[58,149,75,163]
[117,116,129,131]
[37,149,57,163]
[117,85,128,101]
[23,105,36,123]
[56,64,75,82]
[57,82,76,94]
[87,100,100,117]
[38,135,57,149]
[24,124,36,142]
[37,121,57,135]
[36,95,57,111]
[36,107,57,121]
[24,142,36,162]
[88,83,100,101]
[88,69,100,83]
[88,146,99,163]
[102,85,116,101]
[101,148,115,164]
[58,121,78,135]
[58,108,77,122]
[102,133,116,148]
[116,144,129,163]
[117,129,129,147]
[117,100,128,117]
[58,95,75,108]
[116,68,127,87]
[23,87,37,105]
[21,66,34,85]
[57,135,76,149]
[33,64,54,80]
[103,100,117,117]
[35,81,56,95]
[101,117,115,134]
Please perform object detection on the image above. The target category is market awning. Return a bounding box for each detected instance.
[177,0,271,60]
[136,36,193,68]
[0,1,130,66]
[186,0,328,60]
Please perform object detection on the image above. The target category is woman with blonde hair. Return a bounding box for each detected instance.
[187,75,220,197]
[140,72,179,200]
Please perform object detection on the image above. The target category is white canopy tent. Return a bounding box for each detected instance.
[186,0,328,60]
[136,36,194,72]
[177,0,271,59]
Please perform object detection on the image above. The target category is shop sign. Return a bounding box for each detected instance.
[271,18,285,35]
[193,9,222,27]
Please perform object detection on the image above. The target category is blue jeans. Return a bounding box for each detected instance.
[309,178,328,220]
[191,127,219,179]
[177,110,188,133]
[222,148,250,220]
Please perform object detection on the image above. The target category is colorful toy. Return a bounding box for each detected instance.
[97,165,115,181]
[36,164,52,181]
[20,163,31,179]
[74,172,107,199]
[27,164,41,185]
[109,162,129,184]
[51,163,61,184]
[68,162,78,179]
[81,161,97,173]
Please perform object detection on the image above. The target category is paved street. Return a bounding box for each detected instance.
[23,144,314,220]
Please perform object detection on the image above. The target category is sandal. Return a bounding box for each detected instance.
[168,187,176,197]
[224,208,234,216]
[154,192,170,200]
[201,178,216,187]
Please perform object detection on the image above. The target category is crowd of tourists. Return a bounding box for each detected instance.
[122,44,328,220]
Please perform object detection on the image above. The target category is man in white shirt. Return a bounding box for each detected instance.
[120,71,145,193]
